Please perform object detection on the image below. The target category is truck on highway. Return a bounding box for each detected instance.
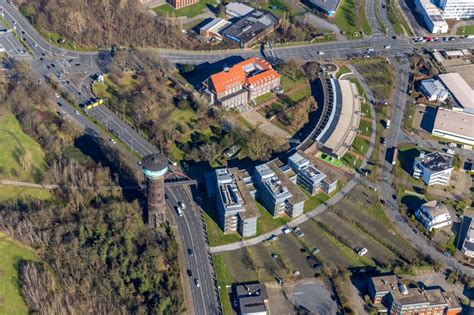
[392,147,398,165]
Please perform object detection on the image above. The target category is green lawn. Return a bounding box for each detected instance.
[348,77,366,98]
[0,232,40,315]
[152,0,217,18]
[341,153,362,169]
[287,86,311,102]
[457,25,474,35]
[358,119,372,137]
[280,75,305,91]
[42,31,95,52]
[361,102,371,119]
[352,136,370,155]
[236,115,254,130]
[254,93,275,105]
[0,112,47,182]
[204,210,242,247]
[317,152,344,168]
[212,255,233,315]
[256,202,291,235]
[336,65,352,79]
[386,0,412,36]
[0,186,52,202]
[335,0,364,37]
[303,191,330,212]
[359,0,373,35]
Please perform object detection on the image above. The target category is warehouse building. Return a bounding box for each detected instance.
[225,2,254,18]
[438,72,474,114]
[432,108,474,145]
[199,18,231,41]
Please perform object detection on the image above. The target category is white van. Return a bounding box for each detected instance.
[176,206,183,217]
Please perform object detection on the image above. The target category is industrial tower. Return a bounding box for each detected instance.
[142,153,169,227]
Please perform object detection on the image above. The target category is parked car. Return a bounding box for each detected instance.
[188,248,193,256]
[357,247,368,256]
[195,279,200,287]
[178,202,186,210]
[282,228,291,234]
[312,248,320,255]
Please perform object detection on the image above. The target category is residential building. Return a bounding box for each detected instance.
[419,78,449,102]
[166,0,199,9]
[460,210,474,258]
[438,73,474,114]
[415,0,449,33]
[235,282,268,315]
[199,18,231,41]
[413,151,453,186]
[433,0,474,19]
[288,152,327,195]
[203,57,281,109]
[254,163,306,218]
[369,275,462,315]
[415,200,452,231]
[306,0,341,16]
[225,2,254,18]
[206,168,260,237]
[221,10,280,48]
[432,108,474,146]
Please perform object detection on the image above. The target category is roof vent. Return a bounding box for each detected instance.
[224,67,230,72]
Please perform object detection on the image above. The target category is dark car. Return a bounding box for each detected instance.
[51,63,55,67]
[75,63,81,66]
[187,269,192,277]
[188,248,193,256]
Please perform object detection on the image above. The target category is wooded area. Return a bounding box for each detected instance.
[17,0,191,49]
[0,59,184,314]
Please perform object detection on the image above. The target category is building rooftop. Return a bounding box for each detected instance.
[200,17,231,33]
[438,73,474,111]
[288,151,310,170]
[301,164,327,183]
[308,0,341,12]
[420,78,448,97]
[433,108,474,140]
[229,168,260,220]
[142,153,168,172]
[417,0,449,27]
[209,57,279,94]
[415,151,453,172]
[236,282,268,314]
[268,162,307,204]
[215,168,245,213]
[421,200,450,218]
[225,2,254,17]
[371,275,399,293]
[221,10,280,46]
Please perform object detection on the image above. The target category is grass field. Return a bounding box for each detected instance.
[351,136,370,155]
[457,25,474,35]
[336,65,351,79]
[341,153,362,169]
[361,102,371,118]
[358,119,372,137]
[0,232,39,315]
[386,0,412,36]
[353,58,394,100]
[0,186,52,202]
[0,111,46,182]
[335,0,367,37]
[212,255,234,315]
[153,0,217,18]
[303,191,330,212]
[256,203,291,235]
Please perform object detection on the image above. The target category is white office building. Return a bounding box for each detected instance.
[433,0,474,19]
[413,151,453,186]
[416,200,452,231]
[415,0,449,33]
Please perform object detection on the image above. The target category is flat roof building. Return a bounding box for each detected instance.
[432,108,474,145]
[225,2,254,18]
[419,78,449,102]
[415,0,449,33]
[199,18,231,41]
[306,0,341,16]
[254,163,306,218]
[433,0,474,19]
[413,151,453,186]
[438,73,474,114]
[461,211,474,259]
[203,57,280,109]
[221,10,280,48]
[288,152,329,195]
[206,168,260,237]
[235,282,268,315]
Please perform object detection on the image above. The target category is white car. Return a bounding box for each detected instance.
[357,247,368,256]
[75,110,80,115]
[110,138,117,144]
[367,48,374,52]
[384,45,391,49]
[318,51,325,55]
[55,92,59,98]
[178,202,186,210]
[195,279,200,287]
[282,228,291,234]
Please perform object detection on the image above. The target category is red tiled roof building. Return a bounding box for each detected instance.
[203,57,281,109]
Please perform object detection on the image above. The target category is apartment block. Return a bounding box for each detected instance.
[434,0,474,19]
[413,151,453,186]
[254,163,306,218]
[415,0,449,33]
[203,57,281,109]
[206,168,260,237]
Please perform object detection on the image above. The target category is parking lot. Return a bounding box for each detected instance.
[0,31,27,58]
